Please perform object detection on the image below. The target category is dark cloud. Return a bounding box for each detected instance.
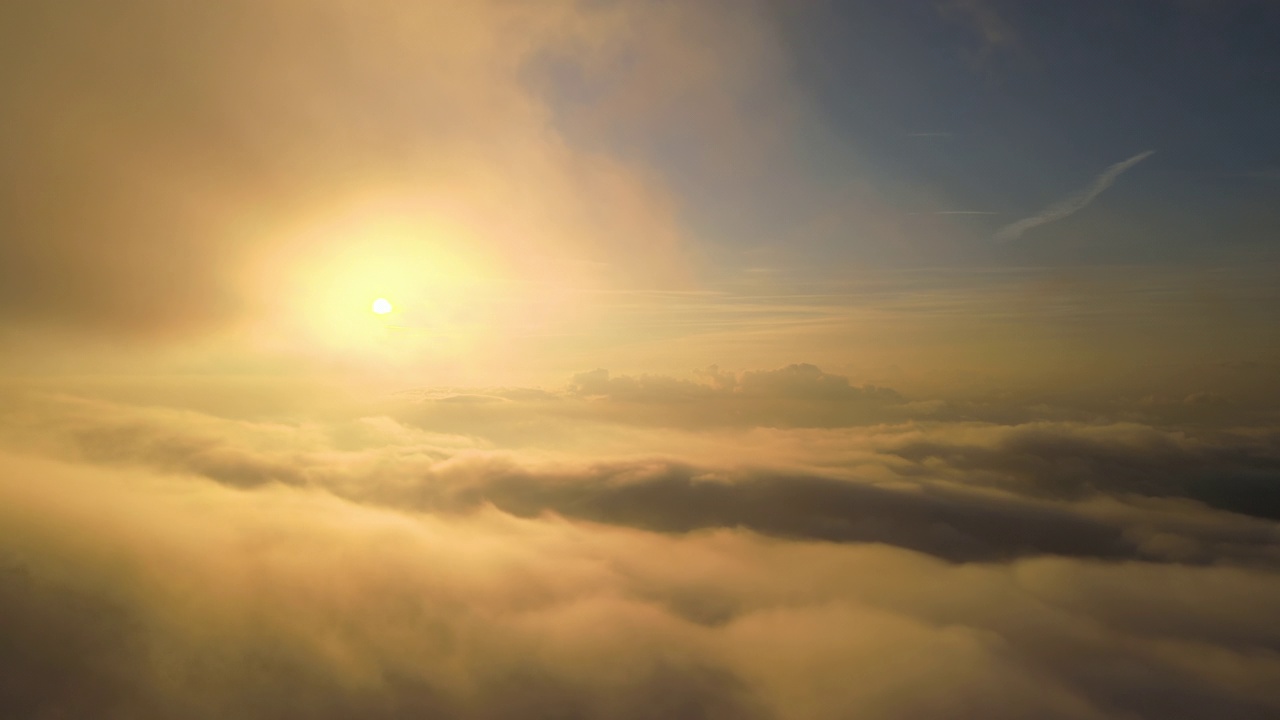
[889,423,1280,520]
[413,462,1133,564]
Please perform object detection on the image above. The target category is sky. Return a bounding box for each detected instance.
[2,1,1280,718]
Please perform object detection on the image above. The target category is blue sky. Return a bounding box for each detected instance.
[545,0,1280,271]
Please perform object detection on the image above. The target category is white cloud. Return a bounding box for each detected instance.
[995,150,1156,243]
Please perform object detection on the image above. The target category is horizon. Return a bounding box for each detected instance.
[3,2,1280,719]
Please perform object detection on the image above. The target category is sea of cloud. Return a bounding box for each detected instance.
[3,364,1279,719]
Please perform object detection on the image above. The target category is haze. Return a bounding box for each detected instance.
[3,2,1280,719]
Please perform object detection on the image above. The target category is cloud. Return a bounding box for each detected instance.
[995,151,1156,243]
[425,463,1150,564]
[4,368,1280,718]
[562,364,905,428]
[3,446,1280,719]
[0,0,792,343]
[6,375,1280,568]
[887,421,1280,520]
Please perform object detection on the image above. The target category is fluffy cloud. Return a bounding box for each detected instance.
[3,366,1280,718]
[3,447,1280,720]
[7,366,1280,547]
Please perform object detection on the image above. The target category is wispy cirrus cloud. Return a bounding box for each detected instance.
[995,150,1156,243]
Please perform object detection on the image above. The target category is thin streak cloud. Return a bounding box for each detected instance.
[995,150,1156,243]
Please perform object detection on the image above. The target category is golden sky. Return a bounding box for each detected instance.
[3,1,1280,718]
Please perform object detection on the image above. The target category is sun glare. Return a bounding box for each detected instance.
[258,202,548,366]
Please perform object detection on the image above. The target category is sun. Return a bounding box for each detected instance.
[372,298,393,315]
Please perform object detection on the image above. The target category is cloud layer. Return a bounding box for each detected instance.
[3,365,1280,718]
[5,2,1280,716]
